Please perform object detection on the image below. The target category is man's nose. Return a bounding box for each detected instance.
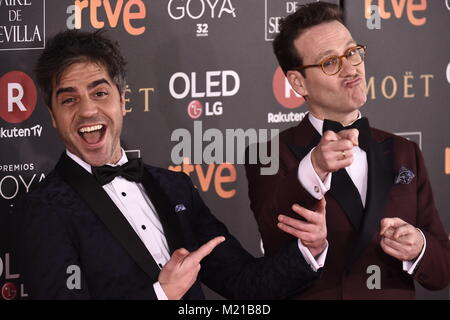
[339,57,358,77]
[78,97,99,117]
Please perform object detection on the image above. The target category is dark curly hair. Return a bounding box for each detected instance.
[273,2,344,76]
[34,29,127,108]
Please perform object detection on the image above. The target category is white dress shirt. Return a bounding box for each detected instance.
[66,149,169,299]
[297,112,425,274]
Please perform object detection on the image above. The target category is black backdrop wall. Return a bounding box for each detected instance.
[0,0,449,300]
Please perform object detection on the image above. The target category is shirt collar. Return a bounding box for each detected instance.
[308,111,362,136]
[65,148,128,174]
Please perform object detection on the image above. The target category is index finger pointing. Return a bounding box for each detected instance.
[322,130,339,142]
[338,129,359,146]
[189,236,225,264]
[380,218,396,235]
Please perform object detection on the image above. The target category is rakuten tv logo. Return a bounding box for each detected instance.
[272,67,304,109]
[169,70,240,119]
[0,71,37,124]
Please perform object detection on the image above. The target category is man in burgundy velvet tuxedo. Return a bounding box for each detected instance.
[245,3,449,299]
[12,30,328,300]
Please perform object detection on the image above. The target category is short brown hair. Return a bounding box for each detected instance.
[273,2,344,76]
[34,29,127,109]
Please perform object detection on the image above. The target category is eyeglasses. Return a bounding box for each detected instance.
[293,45,367,76]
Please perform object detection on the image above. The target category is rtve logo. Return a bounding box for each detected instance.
[66,0,147,36]
[0,71,37,124]
[364,0,427,26]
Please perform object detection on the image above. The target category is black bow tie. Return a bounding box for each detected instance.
[92,158,144,186]
[323,117,371,152]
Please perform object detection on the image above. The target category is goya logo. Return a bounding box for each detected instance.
[167,0,236,37]
[0,71,37,124]
[168,0,236,20]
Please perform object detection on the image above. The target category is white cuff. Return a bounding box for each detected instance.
[297,239,328,272]
[297,148,331,199]
[153,282,169,300]
[403,228,427,275]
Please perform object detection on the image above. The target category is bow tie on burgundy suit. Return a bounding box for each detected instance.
[323,117,371,152]
[92,158,144,185]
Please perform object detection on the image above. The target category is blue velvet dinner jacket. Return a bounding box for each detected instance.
[12,153,318,299]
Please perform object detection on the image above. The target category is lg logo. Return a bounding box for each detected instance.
[0,253,27,300]
[169,70,239,119]
[187,100,203,119]
[0,71,37,123]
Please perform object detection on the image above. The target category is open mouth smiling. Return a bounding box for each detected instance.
[78,124,106,145]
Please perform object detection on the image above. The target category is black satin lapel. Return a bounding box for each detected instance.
[328,169,365,230]
[346,137,394,270]
[288,131,321,161]
[141,169,184,255]
[55,153,161,281]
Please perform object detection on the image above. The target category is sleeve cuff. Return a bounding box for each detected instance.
[403,228,427,275]
[153,282,169,300]
[297,239,328,272]
[297,148,331,199]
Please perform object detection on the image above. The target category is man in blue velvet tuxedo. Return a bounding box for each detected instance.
[12,30,328,299]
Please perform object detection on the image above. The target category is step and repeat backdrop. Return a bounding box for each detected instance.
[0,0,449,300]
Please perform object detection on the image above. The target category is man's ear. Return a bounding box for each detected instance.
[120,91,126,116]
[286,70,308,97]
[47,106,57,128]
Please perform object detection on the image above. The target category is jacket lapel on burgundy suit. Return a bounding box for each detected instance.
[288,117,321,161]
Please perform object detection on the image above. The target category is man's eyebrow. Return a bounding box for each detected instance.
[88,78,111,90]
[55,79,111,98]
[315,39,357,62]
[55,86,76,98]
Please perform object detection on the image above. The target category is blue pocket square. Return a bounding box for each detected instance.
[175,204,187,212]
[394,166,415,185]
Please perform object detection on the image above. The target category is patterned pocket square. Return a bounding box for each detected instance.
[175,204,187,212]
[394,166,415,185]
